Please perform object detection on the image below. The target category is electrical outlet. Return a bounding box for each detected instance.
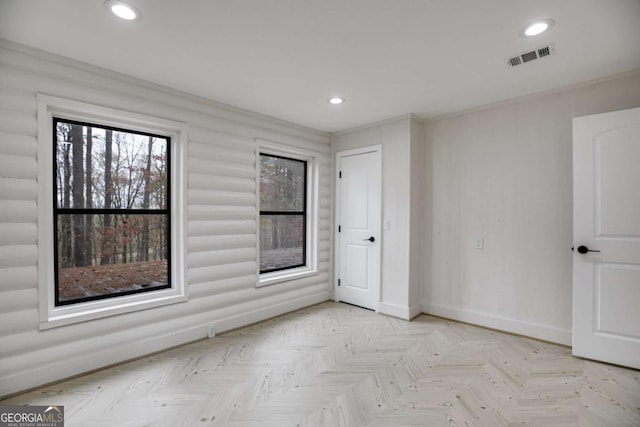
[383,220,391,230]
[207,324,216,338]
[474,237,484,249]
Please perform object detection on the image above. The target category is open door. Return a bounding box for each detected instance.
[573,107,640,369]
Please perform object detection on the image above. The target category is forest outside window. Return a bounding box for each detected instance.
[53,118,170,305]
[38,95,187,329]
[259,154,307,273]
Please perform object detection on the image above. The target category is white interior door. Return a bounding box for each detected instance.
[573,107,640,369]
[335,147,381,310]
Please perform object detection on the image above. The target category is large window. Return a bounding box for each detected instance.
[259,153,307,273]
[53,118,171,305]
[38,95,187,329]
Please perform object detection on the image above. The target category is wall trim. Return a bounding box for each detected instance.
[378,301,416,321]
[332,113,420,137]
[215,291,330,333]
[0,322,206,399]
[422,302,572,346]
[0,38,330,142]
[0,291,330,398]
[423,68,640,123]
[409,304,422,320]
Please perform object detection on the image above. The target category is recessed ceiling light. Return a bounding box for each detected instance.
[329,97,344,105]
[104,0,142,21]
[520,18,555,37]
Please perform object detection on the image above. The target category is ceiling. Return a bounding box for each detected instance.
[1,0,639,133]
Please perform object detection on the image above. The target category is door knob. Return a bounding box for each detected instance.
[576,245,600,254]
[363,236,375,242]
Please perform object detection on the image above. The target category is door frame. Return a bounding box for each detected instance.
[334,145,382,310]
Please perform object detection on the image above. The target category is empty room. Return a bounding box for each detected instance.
[0,0,639,426]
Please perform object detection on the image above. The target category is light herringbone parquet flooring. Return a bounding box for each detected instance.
[3,302,639,426]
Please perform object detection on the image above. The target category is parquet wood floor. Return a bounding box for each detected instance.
[2,302,639,426]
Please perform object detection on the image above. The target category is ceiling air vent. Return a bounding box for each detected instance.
[508,56,522,67]
[538,46,550,57]
[507,43,555,67]
[521,50,538,63]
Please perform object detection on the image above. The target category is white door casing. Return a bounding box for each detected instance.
[335,146,382,311]
[573,106,640,369]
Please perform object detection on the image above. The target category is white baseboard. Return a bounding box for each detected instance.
[409,304,422,320]
[422,302,572,346]
[0,323,208,399]
[0,291,330,398]
[378,302,421,321]
[215,291,330,333]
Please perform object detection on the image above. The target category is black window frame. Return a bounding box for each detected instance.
[259,153,308,274]
[52,117,172,307]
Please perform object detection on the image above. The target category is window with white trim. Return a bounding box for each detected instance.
[38,95,187,329]
[257,142,318,286]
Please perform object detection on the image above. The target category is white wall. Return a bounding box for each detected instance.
[332,115,422,319]
[0,40,332,397]
[422,72,640,345]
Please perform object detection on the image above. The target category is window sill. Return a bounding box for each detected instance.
[39,291,187,330]
[257,267,318,287]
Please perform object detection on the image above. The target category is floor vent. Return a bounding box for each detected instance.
[507,43,555,67]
